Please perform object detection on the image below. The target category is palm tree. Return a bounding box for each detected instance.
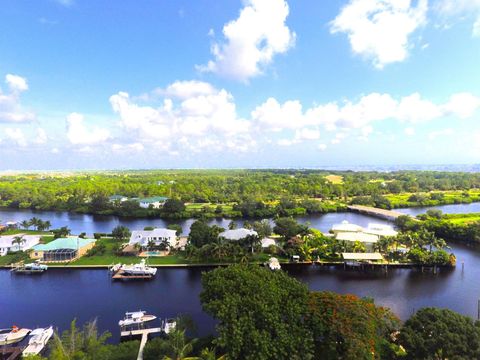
[197,348,227,360]
[20,220,30,230]
[30,217,40,231]
[162,329,197,360]
[43,220,51,231]
[12,235,26,251]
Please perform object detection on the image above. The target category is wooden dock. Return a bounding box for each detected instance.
[347,205,407,220]
[120,327,162,360]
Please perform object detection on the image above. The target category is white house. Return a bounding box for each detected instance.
[219,228,258,241]
[261,237,277,248]
[109,195,128,203]
[129,228,178,248]
[138,196,169,209]
[364,223,398,237]
[0,235,41,256]
[331,220,364,234]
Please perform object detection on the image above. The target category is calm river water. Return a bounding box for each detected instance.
[1,202,480,339]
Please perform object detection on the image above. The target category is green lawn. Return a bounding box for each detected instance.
[443,213,480,225]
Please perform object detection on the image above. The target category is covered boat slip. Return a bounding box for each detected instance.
[342,252,384,266]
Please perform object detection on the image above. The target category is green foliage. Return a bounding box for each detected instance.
[200,264,314,360]
[273,217,309,239]
[398,308,480,360]
[52,226,71,239]
[167,223,183,236]
[111,225,131,242]
[307,292,400,360]
[163,198,186,213]
[188,221,223,248]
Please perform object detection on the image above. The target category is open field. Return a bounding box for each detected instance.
[325,174,344,184]
[443,213,480,225]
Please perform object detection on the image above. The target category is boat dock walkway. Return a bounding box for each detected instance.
[120,327,162,360]
[347,205,408,220]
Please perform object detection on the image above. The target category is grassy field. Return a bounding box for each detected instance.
[385,190,480,208]
[443,213,480,225]
[325,175,343,184]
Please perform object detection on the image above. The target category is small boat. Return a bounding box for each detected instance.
[22,326,54,356]
[267,257,281,271]
[0,326,31,345]
[109,263,122,273]
[120,259,157,276]
[163,318,176,334]
[12,260,48,274]
[118,311,157,327]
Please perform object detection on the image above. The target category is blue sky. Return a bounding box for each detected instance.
[0,0,479,170]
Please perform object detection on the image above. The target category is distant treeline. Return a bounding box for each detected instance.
[0,170,480,216]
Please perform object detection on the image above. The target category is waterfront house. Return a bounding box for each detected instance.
[138,196,169,209]
[364,223,398,237]
[331,220,364,234]
[109,195,128,203]
[129,228,178,248]
[31,237,96,262]
[0,235,40,256]
[219,228,258,241]
[335,232,379,251]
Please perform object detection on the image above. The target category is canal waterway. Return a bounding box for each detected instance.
[1,202,480,339]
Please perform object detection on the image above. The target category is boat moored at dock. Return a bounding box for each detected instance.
[22,326,54,356]
[110,259,157,280]
[11,260,48,274]
[0,326,31,345]
[118,311,157,327]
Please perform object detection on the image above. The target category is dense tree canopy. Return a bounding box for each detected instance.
[398,307,480,360]
[307,292,400,360]
[200,264,314,360]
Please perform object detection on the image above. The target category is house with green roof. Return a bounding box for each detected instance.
[138,196,169,209]
[31,237,96,262]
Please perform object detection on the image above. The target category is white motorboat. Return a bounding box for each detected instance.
[22,326,54,356]
[163,318,176,334]
[120,259,157,276]
[109,263,122,272]
[268,257,281,271]
[118,311,157,327]
[12,260,48,274]
[0,326,31,345]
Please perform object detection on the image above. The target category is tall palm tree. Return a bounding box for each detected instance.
[12,235,26,251]
[20,220,30,230]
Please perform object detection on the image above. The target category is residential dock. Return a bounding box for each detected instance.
[347,205,407,220]
[120,326,162,360]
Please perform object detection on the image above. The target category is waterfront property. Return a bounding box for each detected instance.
[138,196,169,209]
[31,237,96,262]
[219,228,258,241]
[0,234,40,256]
[109,194,128,203]
[129,228,178,249]
[331,221,398,251]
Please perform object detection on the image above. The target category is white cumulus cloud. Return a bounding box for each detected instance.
[0,74,35,123]
[5,128,27,147]
[436,0,480,37]
[66,112,110,145]
[330,0,428,68]
[198,0,295,81]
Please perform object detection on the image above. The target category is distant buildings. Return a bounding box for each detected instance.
[219,228,258,241]
[109,195,128,203]
[138,196,169,209]
[129,228,178,248]
[0,235,40,256]
[31,237,96,262]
